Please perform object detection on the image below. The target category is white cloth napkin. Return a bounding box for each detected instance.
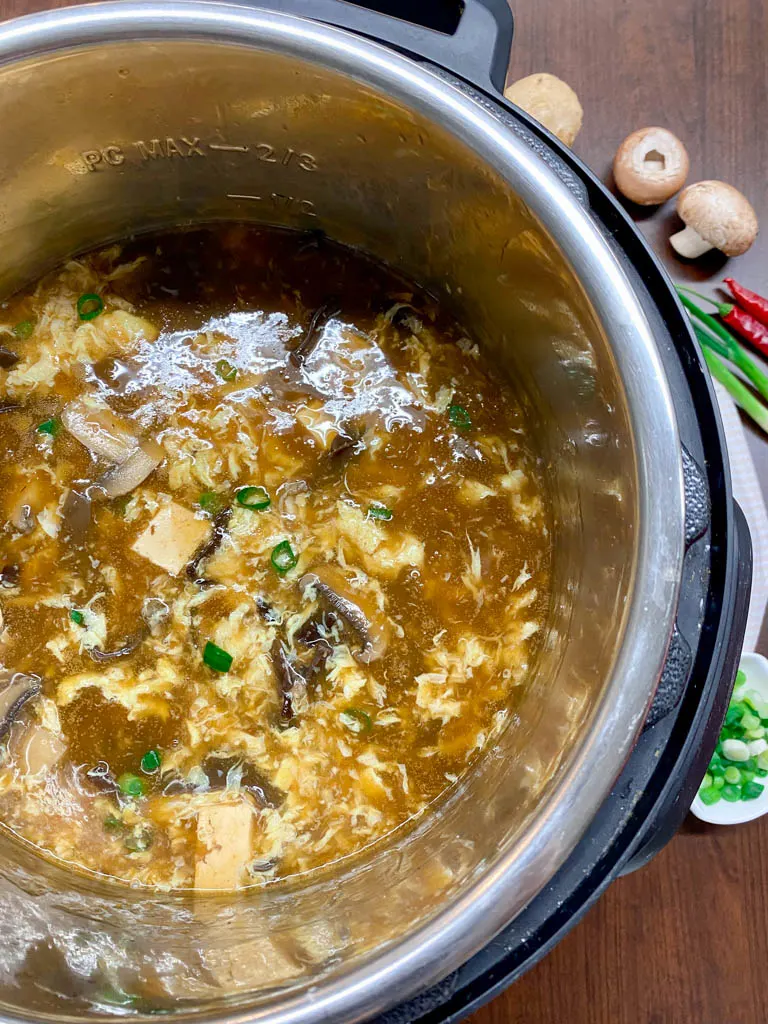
[713,382,768,650]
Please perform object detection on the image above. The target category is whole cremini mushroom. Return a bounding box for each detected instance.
[613,127,689,205]
[670,181,758,258]
[504,73,583,147]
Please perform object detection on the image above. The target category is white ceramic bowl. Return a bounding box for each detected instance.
[691,652,768,825]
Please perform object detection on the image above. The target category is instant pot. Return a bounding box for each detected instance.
[0,1,752,1022]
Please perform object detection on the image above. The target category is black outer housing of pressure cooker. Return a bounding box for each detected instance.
[248,2,750,1020]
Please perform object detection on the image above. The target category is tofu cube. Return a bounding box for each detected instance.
[195,801,254,890]
[132,502,210,576]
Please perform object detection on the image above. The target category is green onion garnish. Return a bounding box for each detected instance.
[215,358,237,381]
[270,540,298,575]
[103,814,124,833]
[140,749,162,774]
[13,320,34,339]
[70,609,84,626]
[77,293,104,321]
[36,417,61,437]
[117,773,144,799]
[340,707,373,734]
[198,491,225,515]
[367,504,392,521]
[448,403,472,430]
[203,640,233,673]
[236,485,271,511]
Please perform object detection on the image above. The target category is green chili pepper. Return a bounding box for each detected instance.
[70,609,84,626]
[367,504,392,521]
[339,707,373,734]
[198,491,225,515]
[36,417,61,437]
[215,358,237,381]
[117,773,144,799]
[13,320,34,339]
[271,540,298,575]
[77,293,104,321]
[140,749,162,774]
[448,403,472,430]
[236,485,271,511]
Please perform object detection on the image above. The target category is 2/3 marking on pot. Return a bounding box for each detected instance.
[79,137,319,173]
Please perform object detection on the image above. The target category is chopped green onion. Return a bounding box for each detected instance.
[13,320,34,339]
[743,780,765,801]
[367,504,393,521]
[215,358,237,381]
[339,707,373,734]
[701,346,768,435]
[701,773,712,789]
[117,773,144,799]
[70,609,84,626]
[724,766,741,784]
[699,785,722,805]
[103,814,124,833]
[124,829,153,852]
[725,705,744,726]
[736,669,747,686]
[140,749,162,774]
[713,776,725,789]
[77,293,104,321]
[236,485,271,511]
[722,783,742,802]
[448,403,472,430]
[198,491,225,515]
[36,417,61,437]
[271,540,298,575]
[203,640,233,673]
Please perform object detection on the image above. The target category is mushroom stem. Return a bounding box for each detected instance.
[670,225,713,259]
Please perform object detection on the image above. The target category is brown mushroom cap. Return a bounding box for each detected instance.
[613,127,689,205]
[504,73,583,147]
[676,181,758,256]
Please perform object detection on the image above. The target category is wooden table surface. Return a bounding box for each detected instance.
[0,0,765,1020]
[470,1,768,1023]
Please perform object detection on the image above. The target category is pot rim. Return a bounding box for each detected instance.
[0,4,685,1022]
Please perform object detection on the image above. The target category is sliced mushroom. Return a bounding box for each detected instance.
[61,395,138,462]
[95,439,164,499]
[83,760,121,797]
[87,630,146,663]
[60,489,92,545]
[91,356,141,396]
[0,672,41,740]
[0,401,20,414]
[186,506,232,584]
[10,503,34,534]
[271,639,307,723]
[141,597,171,637]
[12,723,66,775]
[201,753,284,808]
[0,564,20,589]
[0,346,20,369]
[299,567,388,663]
[288,304,339,368]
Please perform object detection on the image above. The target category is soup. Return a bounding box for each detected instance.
[0,226,550,889]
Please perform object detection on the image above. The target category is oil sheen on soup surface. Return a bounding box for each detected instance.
[0,226,550,890]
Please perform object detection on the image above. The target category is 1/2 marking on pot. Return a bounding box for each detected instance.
[226,193,317,217]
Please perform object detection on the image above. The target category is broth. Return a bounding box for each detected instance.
[0,226,550,889]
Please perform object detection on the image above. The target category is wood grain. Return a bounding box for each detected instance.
[0,0,764,1019]
[470,0,768,1022]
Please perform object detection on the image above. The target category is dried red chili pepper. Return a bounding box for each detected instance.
[724,278,768,329]
[679,288,768,358]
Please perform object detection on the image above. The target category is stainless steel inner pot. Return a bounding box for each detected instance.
[0,4,685,1021]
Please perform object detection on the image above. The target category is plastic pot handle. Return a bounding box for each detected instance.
[248,0,514,94]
